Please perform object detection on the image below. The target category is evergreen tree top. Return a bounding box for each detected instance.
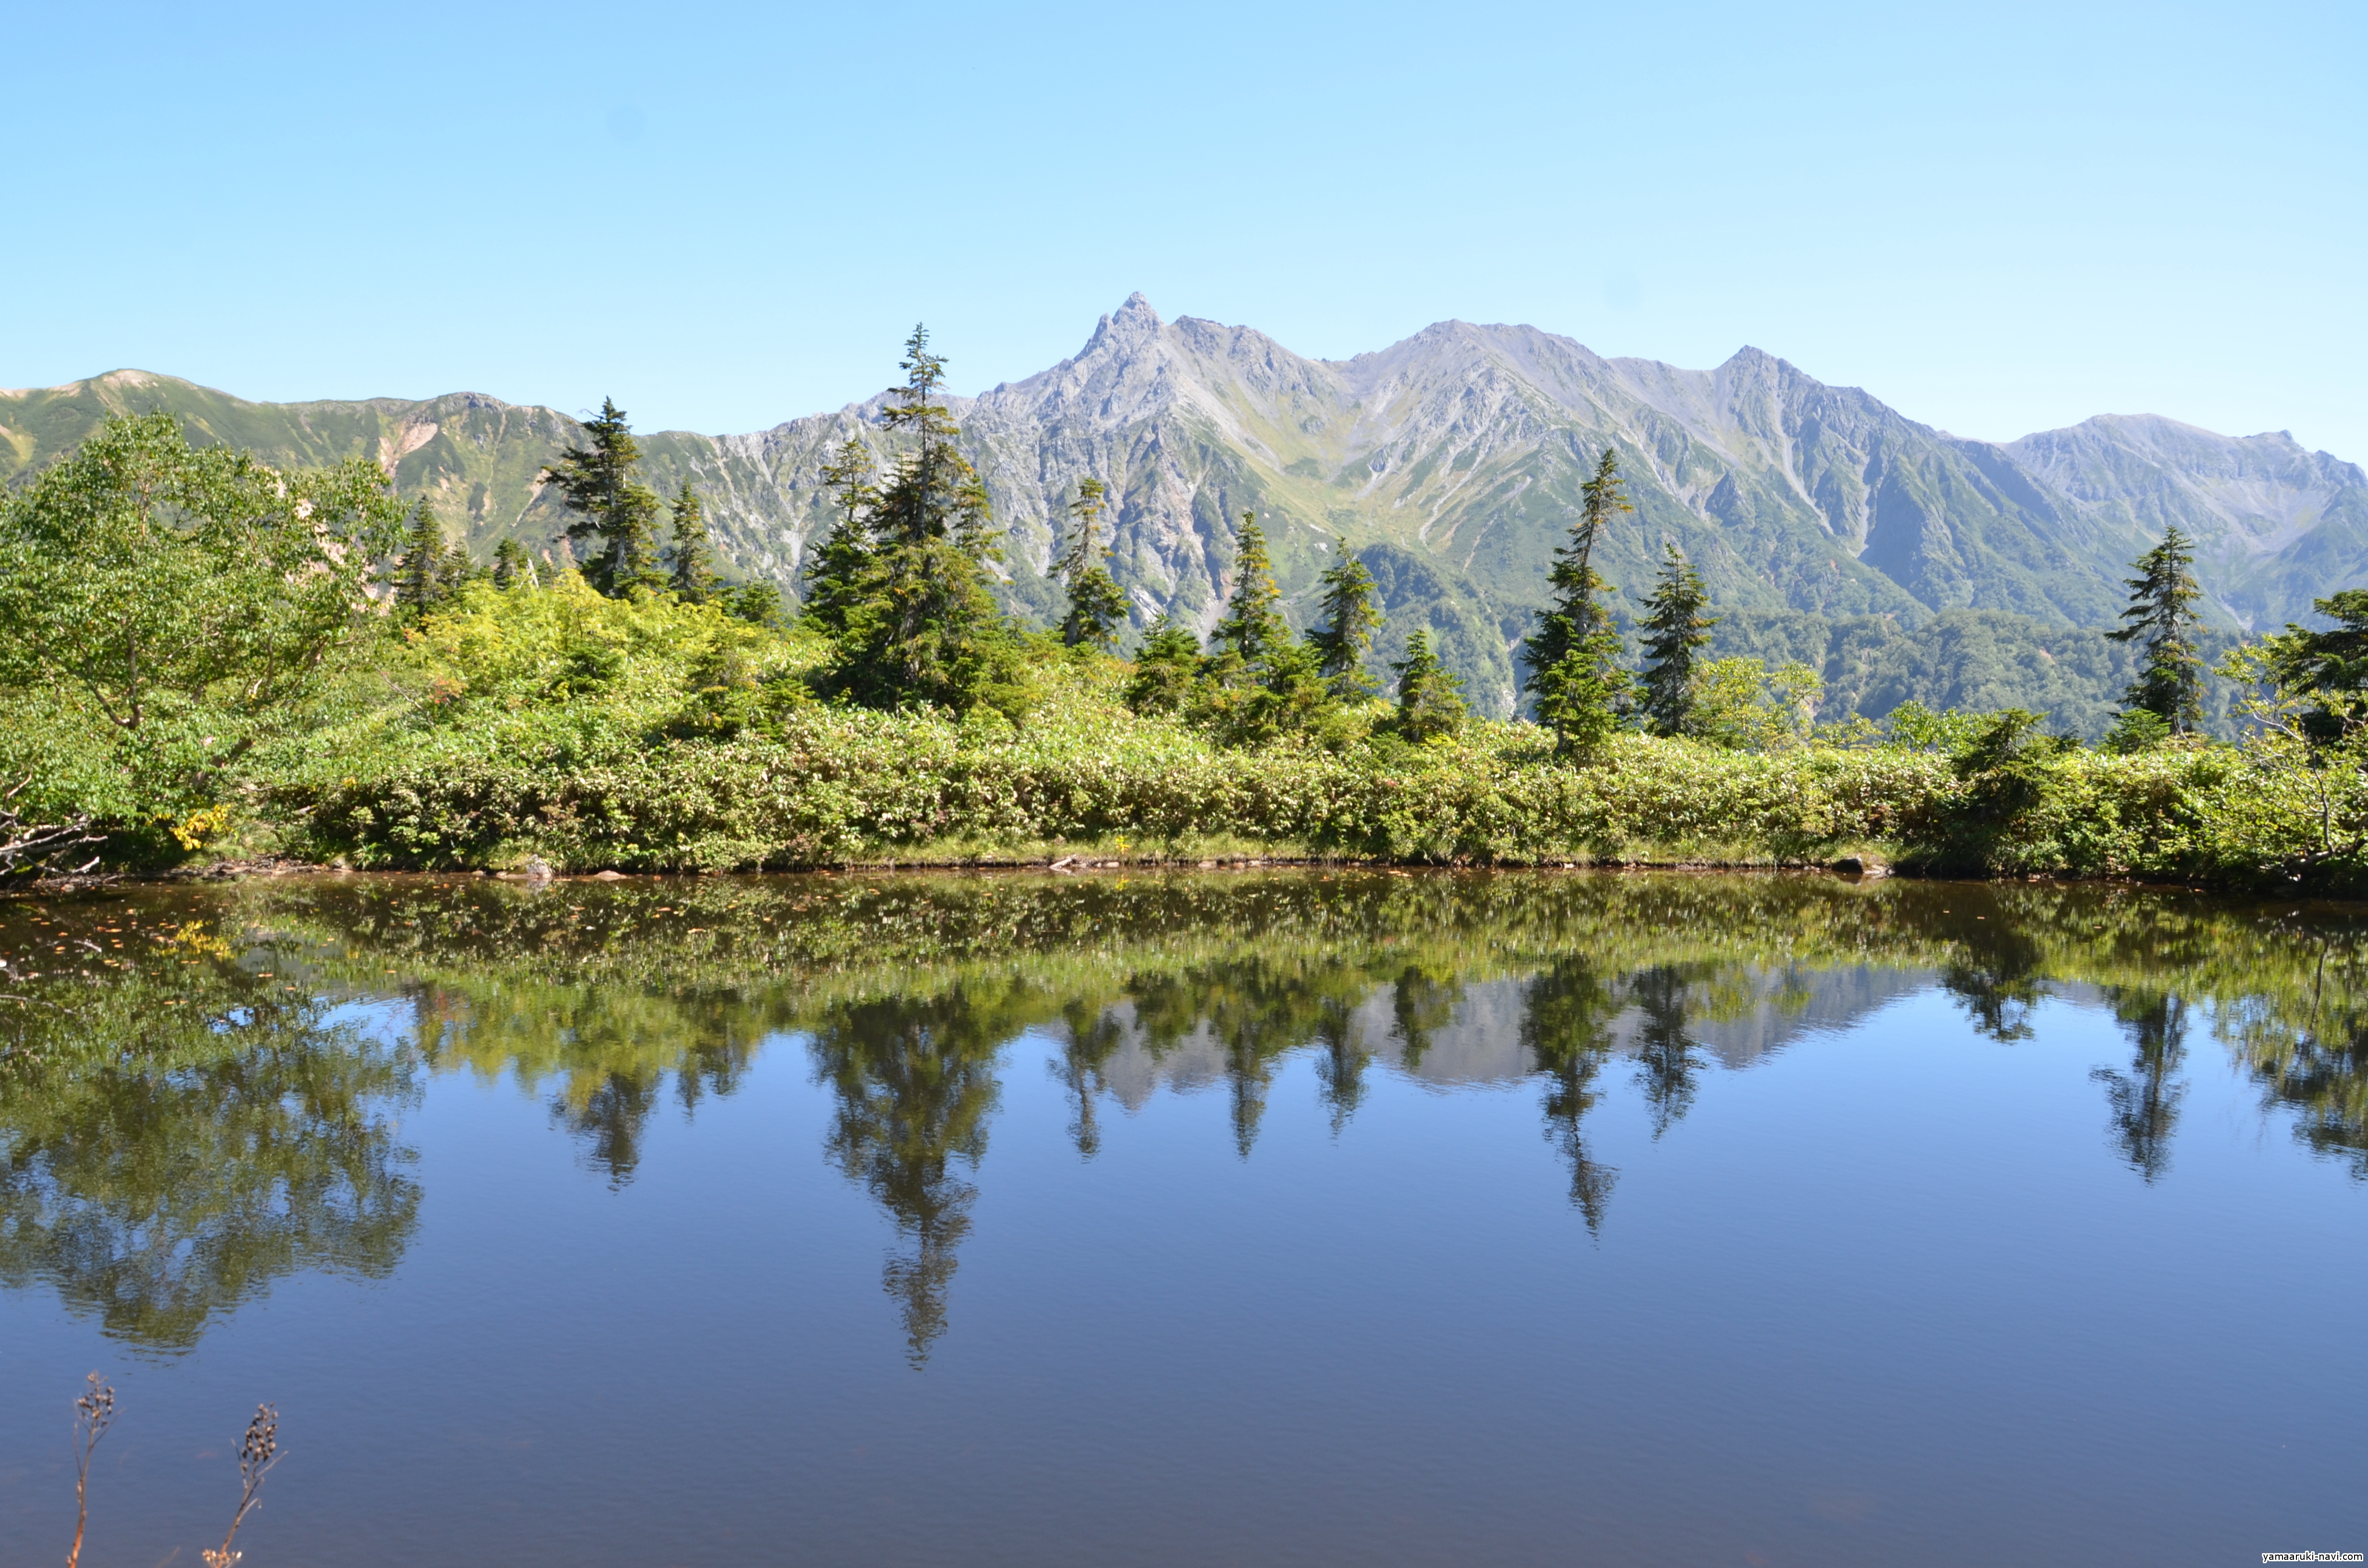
[1057,477,1111,581]
[883,324,957,444]
[1211,511,1288,670]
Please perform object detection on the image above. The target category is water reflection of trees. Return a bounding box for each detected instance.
[14,870,2368,1366]
[2093,990,2190,1182]
[809,989,1009,1365]
[1520,961,1621,1232]
[0,969,420,1352]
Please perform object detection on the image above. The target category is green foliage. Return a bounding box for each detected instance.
[816,329,1023,716]
[1522,448,1632,697]
[0,412,404,840]
[1125,614,1203,717]
[2108,527,2207,732]
[491,538,534,590]
[2247,588,2368,745]
[396,497,466,620]
[1209,512,1290,676]
[2105,707,2174,753]
[1881,699,1987,754]
[1684,657,1823,752]
[1532,627,1634,756]
[1638,542,1716,736]
[802,438,881,637]
[1056,478,1128,651]
[665,481,718,602]
[1391,630,1467,742]
[1308,552,1383,701]
[723,580,784,627]
[541,398,665,597]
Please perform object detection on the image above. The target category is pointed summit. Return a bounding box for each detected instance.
[1082,293,1164,357]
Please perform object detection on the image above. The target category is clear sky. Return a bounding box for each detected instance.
[6,0,2362,459]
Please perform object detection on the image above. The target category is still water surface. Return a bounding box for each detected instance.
[0,870,2362,1565]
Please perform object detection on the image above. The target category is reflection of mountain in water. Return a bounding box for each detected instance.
[9,871,2366,1367]
[1072,965,1936,1105]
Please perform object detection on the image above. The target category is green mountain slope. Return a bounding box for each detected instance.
[6,297,2358,732]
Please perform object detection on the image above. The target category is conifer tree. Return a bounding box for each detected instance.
[491,538,530,590]
[1209,512,1289,678]
[1638,541,1717,735]
[541,398,664,596]
[1523,449,1636,750]
[822,327,1018,712]
[1522,449,1633,680]
[2107,526,2206,733]
[726,580,783,626]
[1125,612,1204,716]
[1056,477,1128,650]
[1308,550,1382,700]
[665,480,718,602]
[1392,629,1467,741]
[803,438,882,636]
[396,498,450,619]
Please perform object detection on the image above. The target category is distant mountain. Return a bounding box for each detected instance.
[5,297,2359,724]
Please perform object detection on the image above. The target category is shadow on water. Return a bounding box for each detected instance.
[5,871,2368,1357]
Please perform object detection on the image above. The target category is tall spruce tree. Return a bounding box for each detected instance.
[665,480,718,602]
[1056,477,1128,650]
[2107,526,2206,732]
[1308,551,1382,700]
[1638,542,1717,736]
[1392,629,1467,741]
[396,498,450,619]
[804,438,881,636]
[541,398,664,596]
[1209,512,1289,678]
[1523,449,1636,750]
[822,327,1018,712]
[1523,449,1633,678]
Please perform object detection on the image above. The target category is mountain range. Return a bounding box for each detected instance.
[6,294,2361,726]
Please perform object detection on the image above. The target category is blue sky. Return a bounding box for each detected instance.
[6,0,2362,458]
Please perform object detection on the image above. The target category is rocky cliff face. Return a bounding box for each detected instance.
[6,296,2360,713]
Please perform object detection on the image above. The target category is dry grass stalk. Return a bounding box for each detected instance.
[66,1372,115,1568]
[201,1403,281,1568]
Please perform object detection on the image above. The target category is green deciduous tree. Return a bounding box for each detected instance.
[1392,629,1467,741]
[2249,588,2368,745]
[0,412,405,835]
[1685,657,1824,750]
[1056,477,1128,651]
[1308,551,1382,700]
[2107,527,2206,733]
[541,398,665,597]
[666,481,719,602]
[1638,542,1716,736]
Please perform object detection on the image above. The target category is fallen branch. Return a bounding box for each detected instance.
[0,776,106,882]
